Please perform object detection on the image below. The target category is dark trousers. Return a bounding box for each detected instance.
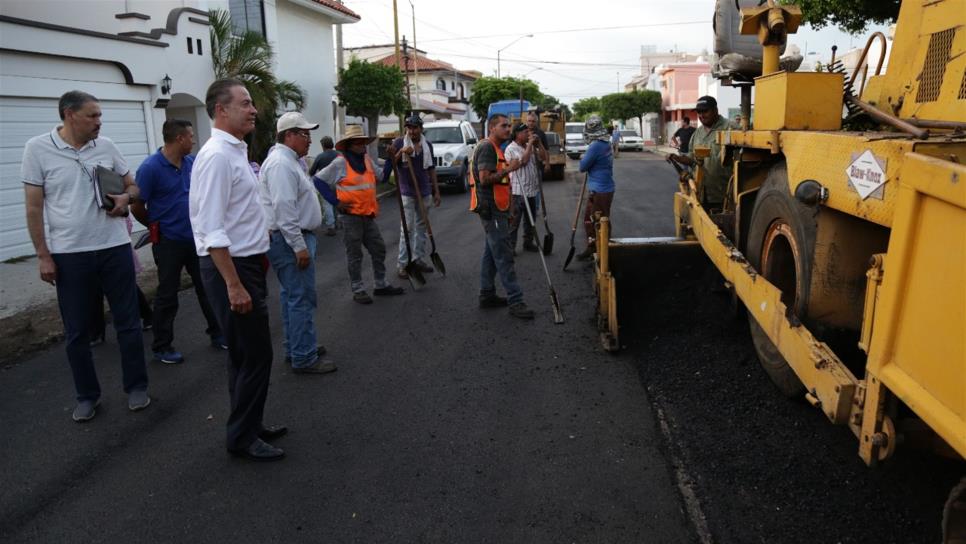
[151,238,221,352]
[509,195,538,249]
[89,285,152,340]
[200,254,273,451]
[53,244,148,402]
[582,190,615,242]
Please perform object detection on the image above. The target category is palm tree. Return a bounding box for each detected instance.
[208,9,306,161]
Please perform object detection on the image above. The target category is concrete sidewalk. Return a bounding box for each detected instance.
[0,182,399,365]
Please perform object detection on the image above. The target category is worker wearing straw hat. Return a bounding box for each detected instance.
[314,125,405,304]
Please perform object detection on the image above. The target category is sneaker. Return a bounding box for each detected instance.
[523,241,540,253]
[397,268,409,279]
[142,320,153,331]
[292,356,338,375]
[508,302,535,320]
[325,227,337,237]
[211,335,229,350]
[353,291,373,305]
[373,285,405,296]
[479,294,509,308]
[89,334,105,348]
[154,350,184,364]
[414,260,434,273]
[72,399,101,422]
[128,390,151,411]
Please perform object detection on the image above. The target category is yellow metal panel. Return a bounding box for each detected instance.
[754,72,844,131]
[867,152,966,458]
[776,132,915,227]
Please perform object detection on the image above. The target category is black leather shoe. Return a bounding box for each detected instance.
[479,294,509,308]
[373,285,405,296]
[229,438,285,462]
[258,425,288,442]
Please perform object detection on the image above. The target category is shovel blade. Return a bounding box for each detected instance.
[430,252,446,277]
[542,233,554,256]
[563,246,576,270]
[550,290,565,324]
[406,264,426,289]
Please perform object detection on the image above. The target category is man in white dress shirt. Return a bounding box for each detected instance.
[189,78,285,462]
[259,112,335,375]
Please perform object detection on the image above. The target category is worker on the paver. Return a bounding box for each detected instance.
[670,96,733,210]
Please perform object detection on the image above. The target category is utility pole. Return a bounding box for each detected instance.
[409,1,420,112]
[402,37,412,107]
[335,0,346,137]
[392,0,403,134]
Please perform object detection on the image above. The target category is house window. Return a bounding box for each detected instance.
[229,0,265,37]
[436,78,446,91]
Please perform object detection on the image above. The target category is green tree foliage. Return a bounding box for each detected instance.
[778,0,901,34]
[335,59,407,156]
[208,9,305,161]
[571,97,601,122]
[600,90,662,132]
[468,76,543,120]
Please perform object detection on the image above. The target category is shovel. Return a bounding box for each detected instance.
[405,158,446,276]
[391,162,426,289]
[563,173,589,270]
[523,195,565,324]
[536,179,554,256]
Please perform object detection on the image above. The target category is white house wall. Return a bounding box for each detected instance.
[271,0,336,156]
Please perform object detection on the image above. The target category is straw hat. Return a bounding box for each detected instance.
[335,125,375,151]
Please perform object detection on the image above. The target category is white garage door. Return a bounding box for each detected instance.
[0,97,150,261]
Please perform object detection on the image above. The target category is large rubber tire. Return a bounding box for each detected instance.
[943,477,966,544]
[458,167,469,193]
[745,162,817,398]
[551,164,565,181]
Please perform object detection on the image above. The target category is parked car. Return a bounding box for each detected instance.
[422,120,478,193]
[565,122,587,159]
[618,130,644,151]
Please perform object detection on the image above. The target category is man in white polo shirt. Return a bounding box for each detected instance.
[190,78,285,462]
[22,90,151,422]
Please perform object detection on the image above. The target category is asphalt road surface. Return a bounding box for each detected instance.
[0,152,694,544]
[3,150,960,544]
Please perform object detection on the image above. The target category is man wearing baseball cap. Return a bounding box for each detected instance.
[670,95,733,209]
[390,114,440,278]
[259,112,335,374]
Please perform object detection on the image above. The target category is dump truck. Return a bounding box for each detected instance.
[592,0,965,539]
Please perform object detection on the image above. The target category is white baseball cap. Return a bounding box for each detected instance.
[276,111,319,133]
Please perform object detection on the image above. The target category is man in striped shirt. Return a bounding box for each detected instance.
[505,123,541,253]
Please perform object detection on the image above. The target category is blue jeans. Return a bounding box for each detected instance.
[52,244,148,402]
[479,212,523,305]
[322,200,336,229]
[266,231,318,368]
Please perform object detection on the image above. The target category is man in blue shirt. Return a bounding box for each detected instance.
[132,119,224,364]
[577,115,616,261]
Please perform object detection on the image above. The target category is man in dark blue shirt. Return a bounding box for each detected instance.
[132,119,224,364]
[309,135,339,236]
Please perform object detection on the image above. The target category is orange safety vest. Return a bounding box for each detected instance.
[336,155,378,216]
[469,140,511,213]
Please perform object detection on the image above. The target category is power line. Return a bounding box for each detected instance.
[418,20,710,43]
[429,51,641,68]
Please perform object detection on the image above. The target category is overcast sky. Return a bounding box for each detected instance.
[341,0,890,105]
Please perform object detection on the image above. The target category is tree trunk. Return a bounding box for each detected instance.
[366,115,380,161]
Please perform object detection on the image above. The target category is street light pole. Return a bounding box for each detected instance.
[518,67,542,121]
[497,34,533,78]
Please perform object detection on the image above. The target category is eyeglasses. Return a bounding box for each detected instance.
[293,130,311,139]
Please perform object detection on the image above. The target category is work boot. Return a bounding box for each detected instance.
[292,356,337,375]
[374,285,405,296]
[508,302,535,320]
[397,267,409,279]
[479,294,509,308]
[353,291,373,305]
